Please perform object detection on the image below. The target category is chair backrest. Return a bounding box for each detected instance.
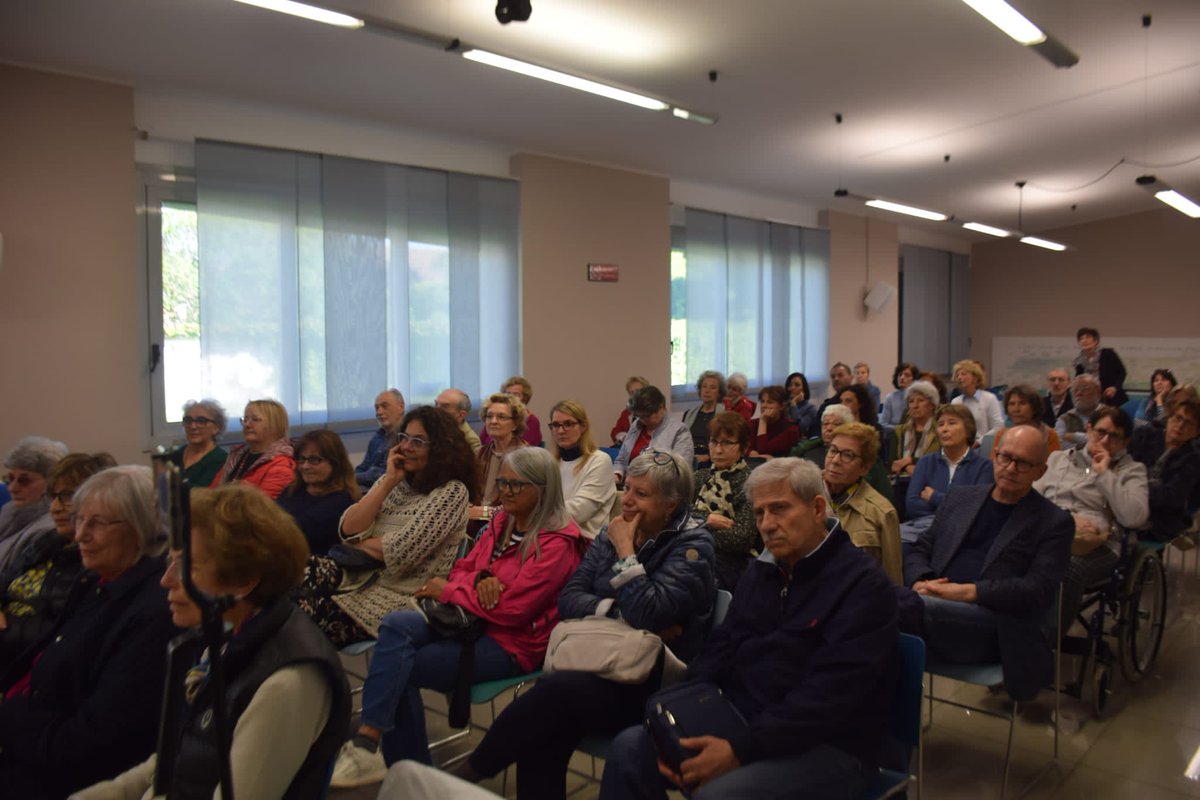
[979,432,996,459]
[713,589,733,627]
[891,633,926,748]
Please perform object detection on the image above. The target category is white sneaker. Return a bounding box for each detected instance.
[329,740,387,788]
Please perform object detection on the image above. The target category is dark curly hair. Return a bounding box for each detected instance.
[785,372,811,403]
[892,362,920,390]
[402,406,480,503]
[838,384,878,426]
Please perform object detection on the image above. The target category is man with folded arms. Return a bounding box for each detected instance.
[600,458,897,799]
[903,425,1073,702]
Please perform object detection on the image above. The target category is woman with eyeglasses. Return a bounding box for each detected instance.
[0,436,69,574]
[612,386,693,484]
[692,412,757,590]
[453,449,716,800]
[212,398,296,500]
[469,393,530,527]
[296,406,476,646]
[0,452,113,671]
[329,447,584,787]
[1137,368,1178,426]
[169,398,228,488]
[0,466,177,798]
[278,430,362,556]
[549,400,616,540]
[822,422,903,584]
[76,483,351,800]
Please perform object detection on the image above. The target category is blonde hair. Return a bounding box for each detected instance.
[245,399,290,442]
[487,393,528,436]
[501,376,533,404]
[831,422,881,470]
[550,399,597,474]
[952,360,986,388]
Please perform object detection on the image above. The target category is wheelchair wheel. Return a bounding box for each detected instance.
[1118,549,1167,682]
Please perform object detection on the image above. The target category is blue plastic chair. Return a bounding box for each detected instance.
[859,633,925,800]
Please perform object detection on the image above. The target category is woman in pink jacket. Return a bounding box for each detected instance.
[211,398,296,499]
[329,446,585,788]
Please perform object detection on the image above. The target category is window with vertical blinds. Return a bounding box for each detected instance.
[149,140,519,436]
[670,207,829,395]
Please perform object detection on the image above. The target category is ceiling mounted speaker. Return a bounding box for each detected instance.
[863,281,896,313]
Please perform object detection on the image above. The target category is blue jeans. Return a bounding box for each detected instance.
[920,594,1002,664]
[599,725,870,800]
[361,610,519,765]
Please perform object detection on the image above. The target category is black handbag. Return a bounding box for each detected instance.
[645,681,749,776]
[327,543,385,571]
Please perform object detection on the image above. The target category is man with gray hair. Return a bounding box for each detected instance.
[436,388,482,453]
[1055,374,1101,448]
[600,458,897,799]
[355,389,406,488]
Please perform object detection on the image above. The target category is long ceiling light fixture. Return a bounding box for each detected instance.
[1137,175,1200,218]
[461,49,666,110]
[961,221,1011,237]
[864,198,948,222]
[959,0,1078,68]
[230,0,363,27]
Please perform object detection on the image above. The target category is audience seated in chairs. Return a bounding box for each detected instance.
[950,359,1004,438]
[471,392,530,529]
[277,429,361,556]
[816,362,855,418]
[900,405,993,550]
[1144,387,1200,540]
[1056,374,1102,449]
[853,361,883,413]
[995,383,1061,456]
[750,385,800,459]
[332,447,587,788]
[547,399,617,540]
[785,371,819,437]
[838,382,893,465]
[881,362,920,427]
[0,452,113,670]
[889,380,941,479]
[296,406,474,646]
[169,398,228,488]
[599,458,898,800]
[611,375,649,445]
[355,389,407,489]
[1136,368,1178,426]
[213,398,296,499]
[454,449,715,800]
[612,386,694,483]
[692,412,757,591]
[823,422,903,585]
[1034,406,1149,629]
[1073,326,1128,406]
[435,388,482,454]
[0,466,178,799]
[796,404,896,504]
[0,436,68,573]
[1043,368,1074,426]
[682,370,726,466]
[723,372,756,424]
[902,426,1074,703]
[482,376,543,447]
[76,483,351,799]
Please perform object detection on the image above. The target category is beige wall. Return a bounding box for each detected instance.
[0,65,144,463]
[513,154,671,437]
[821,210,900,395]
[970,209,1200,359]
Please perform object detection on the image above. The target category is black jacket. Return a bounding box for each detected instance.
[1075,348,1128,406]
[0,531,84,672]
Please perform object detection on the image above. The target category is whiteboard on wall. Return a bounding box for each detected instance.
[991,337,1200,390]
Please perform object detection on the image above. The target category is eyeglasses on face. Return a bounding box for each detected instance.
[3,473,39,487]
[396,433,431,449]
[824,445,862,464]
[994,451,1038,473]
[45,490,75,505]
[547,420,580,432]
[182,416,215,426]
[709,439,741,449]
[1090,427,1126,442]
[495,477,538,494]
[240,416,265,425]
[296,455,326,466]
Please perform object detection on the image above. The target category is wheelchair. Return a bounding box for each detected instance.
[1061,527,1167,717]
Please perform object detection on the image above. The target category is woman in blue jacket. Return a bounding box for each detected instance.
[453,449,716,800]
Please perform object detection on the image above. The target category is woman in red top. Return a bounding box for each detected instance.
[329,447,584,786]
[212,399,296,499]
[723,372,756,423]
[610,375,649,445]
[750,385,800,458]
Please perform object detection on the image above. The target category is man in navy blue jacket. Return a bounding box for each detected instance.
[600,458,897,800]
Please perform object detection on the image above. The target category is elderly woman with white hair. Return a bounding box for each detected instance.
[889,380,942,477]
[681,370,726,464]
[0,465,177,799]
[170,398,228,488]
[331,447,585,787]
[453,449,716,800]
[723,372,756,423]
[0,436,69,573]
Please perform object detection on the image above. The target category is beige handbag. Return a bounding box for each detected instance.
[543,598,667,684]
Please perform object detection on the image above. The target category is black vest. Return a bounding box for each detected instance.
[168,600,351,800]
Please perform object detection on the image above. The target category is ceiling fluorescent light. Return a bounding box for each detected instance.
[1019,235,1067,251]
[671,107,718,125]
[1154,189,1200,218]
[962,222,1011,237]
[462,49,668,111]
[230,0,364,28]
[865,199,947,222]
[960,0,1045,45]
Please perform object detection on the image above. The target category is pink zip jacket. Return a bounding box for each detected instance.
[438,510,586,672]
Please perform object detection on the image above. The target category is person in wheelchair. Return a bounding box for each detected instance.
[1033,407,1149,630]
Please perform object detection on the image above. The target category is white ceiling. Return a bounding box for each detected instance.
[4,0,1200,240]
